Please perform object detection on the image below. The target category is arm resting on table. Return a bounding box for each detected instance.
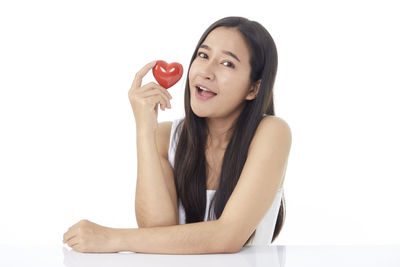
[113,219,238,254]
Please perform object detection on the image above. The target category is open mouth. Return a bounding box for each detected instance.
[195,85,218,100]
[196,86,217,96]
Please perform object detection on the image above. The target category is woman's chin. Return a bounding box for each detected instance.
[191,105,208,118]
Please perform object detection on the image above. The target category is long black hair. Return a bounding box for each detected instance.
[173,16,285,246]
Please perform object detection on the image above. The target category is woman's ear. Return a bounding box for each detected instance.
[245,79,261,100]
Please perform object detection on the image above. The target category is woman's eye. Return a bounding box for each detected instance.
[198,52,207,58]
[197,52,235,69]
[223,61,235,68]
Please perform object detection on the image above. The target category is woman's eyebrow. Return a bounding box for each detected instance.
[199,44,241,63]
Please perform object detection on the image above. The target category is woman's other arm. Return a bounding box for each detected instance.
[112,219,235,254]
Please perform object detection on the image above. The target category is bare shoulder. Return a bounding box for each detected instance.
[155,121,173,159]
[261,115,291,131]
[260,115,291,139]
[250,115,292,155]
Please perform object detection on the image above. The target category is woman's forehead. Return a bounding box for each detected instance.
[202,27,250,59]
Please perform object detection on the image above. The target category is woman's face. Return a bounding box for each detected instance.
[189,26,259,118]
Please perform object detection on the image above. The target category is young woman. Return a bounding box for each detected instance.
[62,16,291,254]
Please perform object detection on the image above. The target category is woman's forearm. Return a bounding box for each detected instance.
[112,219,238,254]
[135,130,177,227]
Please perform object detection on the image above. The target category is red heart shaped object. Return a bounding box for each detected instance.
[152,60,183,89]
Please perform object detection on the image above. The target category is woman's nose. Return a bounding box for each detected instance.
[198,62,215,80]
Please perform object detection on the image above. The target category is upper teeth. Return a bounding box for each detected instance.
[199,86,211,92]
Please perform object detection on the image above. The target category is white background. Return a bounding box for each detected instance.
[0,0,399,246]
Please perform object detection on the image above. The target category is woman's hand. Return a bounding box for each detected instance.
[128,60,173,133]
[63,219,119,253]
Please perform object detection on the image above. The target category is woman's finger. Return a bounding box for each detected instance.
[144,94,170,111]
[67,236,80,248]
[63,230,77,244]
[130,60,158,90]
[139,82,172,100]
[139,88,171,108]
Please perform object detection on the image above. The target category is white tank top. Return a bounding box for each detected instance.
[168,117,284,246]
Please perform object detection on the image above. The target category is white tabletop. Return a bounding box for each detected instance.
[0,244,399,267]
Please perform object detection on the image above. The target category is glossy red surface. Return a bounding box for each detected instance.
[152,60,183,89]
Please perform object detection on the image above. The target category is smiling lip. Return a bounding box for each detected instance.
[194,84,217,94]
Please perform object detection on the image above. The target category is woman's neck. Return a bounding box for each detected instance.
[205,104,243,149]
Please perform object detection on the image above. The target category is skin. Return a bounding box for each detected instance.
[189,26,261,151]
